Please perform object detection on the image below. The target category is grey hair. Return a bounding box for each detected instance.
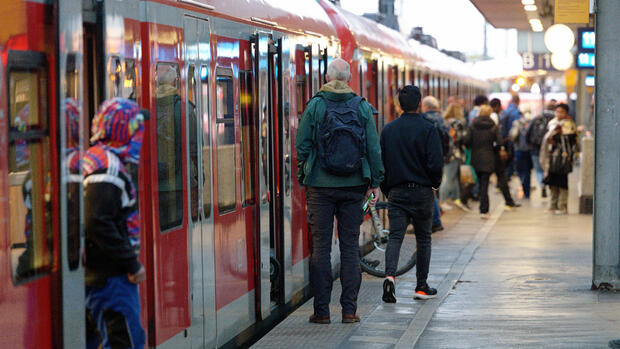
[326,58,351,82]
[422,96,440,111]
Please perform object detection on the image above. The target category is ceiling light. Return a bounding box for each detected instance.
[544,24,575,52]
[551,51,574,70]
[524,5,537,11]
[521,0,535,4]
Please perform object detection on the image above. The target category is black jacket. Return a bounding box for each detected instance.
[84,177,141,286]
[380,113,443,195]
[463,116,503,173]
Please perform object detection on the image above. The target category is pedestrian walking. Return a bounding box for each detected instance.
[380,85,443,303]
[499,93,522,179]
[463,106,520,219]
[526,101,555,198]
[296,58,384,324]
[83,98,148,349]
[511,115,533,199]
[540,103,578,215]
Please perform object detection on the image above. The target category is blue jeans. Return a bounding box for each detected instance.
[439,159,460,202]
[515,150,532,198]
[432,196,442,227]
[531,154,544,187]
[306,186,365,316]
[385,185,434,285]
[86,275,145,349]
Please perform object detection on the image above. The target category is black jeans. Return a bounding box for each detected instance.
[478,168,515,214]
[385,185,434,286]
[306,186,365,317]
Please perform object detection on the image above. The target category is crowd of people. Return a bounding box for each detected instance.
[296,59,581,325]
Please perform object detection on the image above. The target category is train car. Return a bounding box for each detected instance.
[0,1,487,348]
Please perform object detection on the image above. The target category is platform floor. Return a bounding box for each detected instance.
[252,173,620,349]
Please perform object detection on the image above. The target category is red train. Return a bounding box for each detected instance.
[0,0,487,347]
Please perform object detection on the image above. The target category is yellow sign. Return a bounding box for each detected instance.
[555,0,589,23]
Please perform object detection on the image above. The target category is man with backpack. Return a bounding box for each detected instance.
[380,86,443,303]
[296,58,384,324]
[526,101,556,197]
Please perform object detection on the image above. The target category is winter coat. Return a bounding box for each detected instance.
[463,115,503,173]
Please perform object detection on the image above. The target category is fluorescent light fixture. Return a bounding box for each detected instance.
[521,0,535,4]
[524,4,537,11]
[530,18,544,32]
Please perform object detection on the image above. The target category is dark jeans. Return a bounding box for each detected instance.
[432,196,442,227]
[478,168,514,214]
[306,186,365,317]
[385,185,434,286]
[515,150,532,198]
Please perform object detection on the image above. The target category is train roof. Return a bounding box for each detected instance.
[176,0,338,39]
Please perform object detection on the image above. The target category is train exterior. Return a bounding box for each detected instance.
[0,0,487,348]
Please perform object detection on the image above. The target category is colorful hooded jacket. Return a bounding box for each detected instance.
[82,98,145,286]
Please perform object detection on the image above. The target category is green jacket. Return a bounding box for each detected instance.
[296,80,384,188]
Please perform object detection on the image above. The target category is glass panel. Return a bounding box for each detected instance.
[240,71,255,205]
[200,65,212,218]
[188,65,199,222]
[108,56,122,98]
[124,59,137,101]
[156,63,183,231]
[9,69,53,284]
[216,75,236,213]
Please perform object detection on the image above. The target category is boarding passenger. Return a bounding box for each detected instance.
[499,93,522,178]
[526,101,556,198]
[380,86,443,303]
[421,96,449,231]
[541,103,578,215]
[83,99,148,349]
[296,58,384,324]
[463,106,519,219]
[467,95,488,125]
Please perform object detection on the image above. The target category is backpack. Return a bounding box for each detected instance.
[527,112,553,148]
[316,95,366,176]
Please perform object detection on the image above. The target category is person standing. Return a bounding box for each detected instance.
[468,95,488,125]
[439,103,470,212]
[380,86,443,303]
[526,101,555,197]
[421,96,448,231]
[463,106,520,219]
[499,93,522,179]
[541,103,578,215]
[83,98,148,349]
[296,58,384,324]
[511,115,533,199]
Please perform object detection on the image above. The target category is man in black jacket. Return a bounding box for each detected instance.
[380,86,443,303]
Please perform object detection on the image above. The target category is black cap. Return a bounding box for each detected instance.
[398,85,421,113]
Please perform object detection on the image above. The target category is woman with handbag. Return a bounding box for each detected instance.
[542,104,577,215]
[463,106,520,219]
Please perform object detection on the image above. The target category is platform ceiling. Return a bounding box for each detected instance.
[469,0,555,30]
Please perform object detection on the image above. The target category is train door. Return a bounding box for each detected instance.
[183,16,216,349]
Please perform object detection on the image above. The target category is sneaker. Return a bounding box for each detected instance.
[542,187,548,198]
[453,199,472,212]
[553,209,568,215]
[414,284,437,300]
[480,213,490,220]
[431,225,444,233]
[440,202,453,211]
[382,277,396,303]
[505,202,521,211]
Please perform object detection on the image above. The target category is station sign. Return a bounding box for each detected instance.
[521,52,557,71]
[576,27,595,69]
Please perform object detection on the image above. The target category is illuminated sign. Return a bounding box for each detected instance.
[521,52,557,71]
[585,75,595,87]
[577,52,595,68]
[576,27,595,69]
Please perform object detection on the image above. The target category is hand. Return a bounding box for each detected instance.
[366,187,380,207]
[128,265,146,284]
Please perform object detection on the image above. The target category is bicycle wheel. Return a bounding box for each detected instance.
[359,201,417,277]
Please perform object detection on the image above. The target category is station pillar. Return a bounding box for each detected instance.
[592,0,620,289]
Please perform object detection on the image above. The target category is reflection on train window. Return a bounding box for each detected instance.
[124,59,137,101]
[240,71,255,206]
[8,69,53,284]
[156,63,183,231]
[200,65,212,218]
[108,56,122,98]
[188,65,199,222]
[215,74,236,213]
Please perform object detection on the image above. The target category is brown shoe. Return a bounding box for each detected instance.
[309,314,331,324]
[342,314,360,323]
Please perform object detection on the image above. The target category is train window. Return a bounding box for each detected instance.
[156,63,183,232]
[240,71,255,206]
[108,56,122,98]
[215,73,236,213]
[200,65,212,218]
[8,66,53,284]
[124,59,137,101]
[188,65,199,222]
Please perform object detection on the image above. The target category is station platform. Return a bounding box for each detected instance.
[252,170,620,348]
